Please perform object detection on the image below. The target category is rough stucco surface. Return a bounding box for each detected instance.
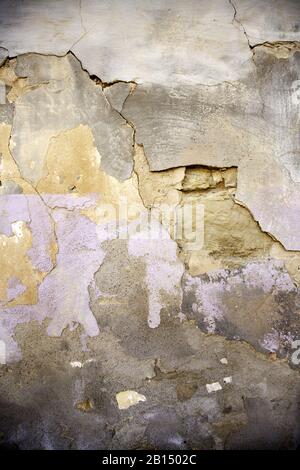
[1,0,300,450]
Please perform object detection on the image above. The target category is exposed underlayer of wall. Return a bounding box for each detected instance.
[1,0,300,449]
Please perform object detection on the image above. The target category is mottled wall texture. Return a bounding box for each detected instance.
[1,0,300,450]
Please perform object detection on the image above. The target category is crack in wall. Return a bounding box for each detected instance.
[229,0,251,49]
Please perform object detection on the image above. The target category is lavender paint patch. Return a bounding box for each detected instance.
[6,277,26,302]
[182,260,299,358]
[260,329,295,353]
[0,311,27,362]
[0,191,55,272]
[37,208,106,337]
[128,219,184,328]
[26,194,56,272]
[0,196,115,361]
[0,193,29,237]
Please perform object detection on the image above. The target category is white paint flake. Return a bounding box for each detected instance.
[206,382,222,393]
[223,376,232,384]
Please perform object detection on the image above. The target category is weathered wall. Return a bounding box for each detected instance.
[0,0,300,449]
